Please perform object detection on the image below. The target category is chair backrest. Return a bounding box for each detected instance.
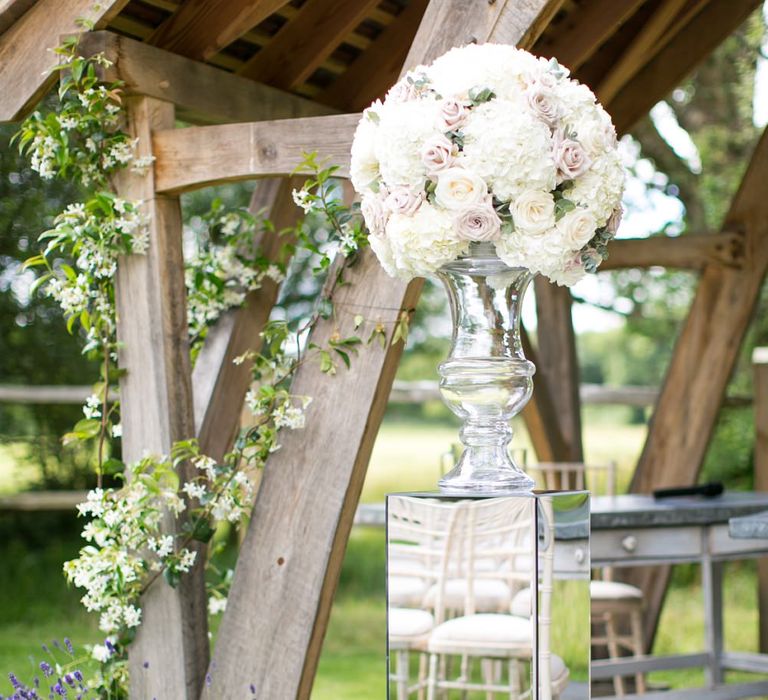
[527,461,617,496]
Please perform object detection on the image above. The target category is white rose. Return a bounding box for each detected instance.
[420,135,457,176]
[556,209,597,250]
[385,185,425,216]
[575,108,617,157]
[360,192,389,237]
[545,251,586,287]
[434,167,488,210]
[454,203,501,242]
[512,190,555,236]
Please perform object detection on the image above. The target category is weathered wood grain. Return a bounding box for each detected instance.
[600,232,745,271]
[317,0,428,111]
[147,0,289,61]
[207,2,561,698]
[152,113,358,194]
[114,96,207,699]
[755,348,768,653]
[0,0,128,122]
[624,127,768,648]
[238,0,380,89]
[608,0,762,135]
[76,31,335,125]
[534,0,646,70]
[193,178,301,463]
[0,0,35,36]
[533,280,583,461]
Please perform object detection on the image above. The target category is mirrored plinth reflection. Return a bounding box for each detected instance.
[387,491,590,700]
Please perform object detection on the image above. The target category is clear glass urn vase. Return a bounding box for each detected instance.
[435,242,535,493]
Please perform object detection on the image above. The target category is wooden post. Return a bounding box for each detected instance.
[754,347,768,653]
[533,280,584,461]
[114,96,208,699]
[207,2,564,698]
[624,127,768,648]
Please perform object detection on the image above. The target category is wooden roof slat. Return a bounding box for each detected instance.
[237,0,381,89]
[534,0,647,71]
[147,0,291,60]
[317,0,428,111]
[0,0,35,36]
[596,0,690,104]
[0,0,130,122]
[608,0,762,134]
[78,31,335,125]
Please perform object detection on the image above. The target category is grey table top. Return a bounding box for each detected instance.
[729,510,768,540]
[591,492,768,530]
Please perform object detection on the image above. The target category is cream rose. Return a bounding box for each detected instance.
[385,185,425,216]
[512,190,555,236]
[438,98,469,131]
[421,135,457,176]
[434,167,488,210]
[557,209,597,250]
[554,133,592,183]
[454,203,501,242]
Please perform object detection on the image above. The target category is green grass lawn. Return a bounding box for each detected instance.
[0,417,763,698]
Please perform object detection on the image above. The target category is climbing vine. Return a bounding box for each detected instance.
[10,30,409,699]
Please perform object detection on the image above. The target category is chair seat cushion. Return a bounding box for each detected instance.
[428,613,532,655]
[510,587,532,617]
[389,607,434,638]
[424,579,512,612]
[389,576,428,606]
[590,580,643,600]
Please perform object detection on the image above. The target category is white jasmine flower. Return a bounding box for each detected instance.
[208,596,227,615]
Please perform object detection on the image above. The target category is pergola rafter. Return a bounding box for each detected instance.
[2,0,767,696]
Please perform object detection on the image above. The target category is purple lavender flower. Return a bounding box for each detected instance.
[63,640,74,656]
[38,665,52,679]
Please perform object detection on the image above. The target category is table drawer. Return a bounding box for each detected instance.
[592,527,703,565]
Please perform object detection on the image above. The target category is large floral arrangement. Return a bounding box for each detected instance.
[350,43,625,285]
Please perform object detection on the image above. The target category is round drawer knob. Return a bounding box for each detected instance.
[621,535,638,552]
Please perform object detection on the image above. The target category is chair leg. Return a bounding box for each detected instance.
[417,652,427,700]
[427,653,439,700]
[397,650,408,700]
[630,608,647,694]
[605,612,626,697]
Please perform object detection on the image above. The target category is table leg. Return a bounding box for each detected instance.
[702,552,724,687]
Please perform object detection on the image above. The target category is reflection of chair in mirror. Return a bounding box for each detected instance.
[423,498,569,699]
[526,461,646,696]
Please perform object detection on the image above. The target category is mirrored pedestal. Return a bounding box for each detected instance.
[386,491,590,700]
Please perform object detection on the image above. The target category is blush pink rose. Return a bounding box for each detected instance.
[453,203,502,242]
[361,192,389,237]
[553,131,592,183]
[438,98,469,131]
[420,135,457,176]
[526,87,561,128]
[385,186,425,216]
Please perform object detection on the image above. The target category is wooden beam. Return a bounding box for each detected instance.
[193,178,301,462]
[0,0,128,122]
[596,0,691,104]
[238,0,381,89]
[76,31,335,125]
[534,0,647,71]
[147,0,289,61]
[600,232,745,271]
[114,96,208,699]
[520,327,572,462]
[533,280,584,461]
[206,2,562,698]
[754,348,768,653]
[0,0,35,36]
[317,0,429,112]
[624,127,768,648]
[608,0,762,135]
[152,113,359,194]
